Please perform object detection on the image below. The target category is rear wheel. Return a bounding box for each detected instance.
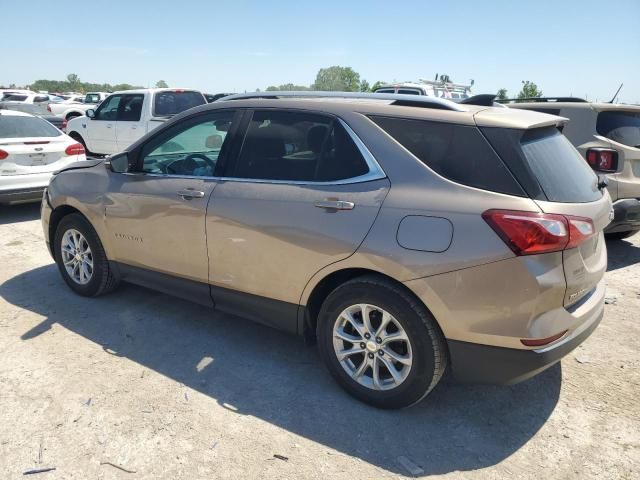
[606,229,639,241]
[317,275,447,409]
[54,213,119,297]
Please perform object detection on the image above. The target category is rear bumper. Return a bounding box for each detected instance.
[605,198,640,233]
[447,292,603,385]
[0,172,53,204]
[0,186,46,204]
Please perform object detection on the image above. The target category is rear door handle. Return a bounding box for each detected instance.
[314,200,355,210]
[178,189,205,199]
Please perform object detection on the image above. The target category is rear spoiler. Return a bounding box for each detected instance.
[459,94,498,107]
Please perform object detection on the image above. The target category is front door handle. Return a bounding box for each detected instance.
[314,200,355,210]
[177,189,205,199]
[106,124,113,129]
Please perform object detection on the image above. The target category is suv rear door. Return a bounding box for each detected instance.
[206,109,389,333]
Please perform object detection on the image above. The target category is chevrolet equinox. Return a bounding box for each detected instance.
[41,92,611,409]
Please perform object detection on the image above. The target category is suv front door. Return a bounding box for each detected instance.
[206,109,390,332]
[103,109,240,305]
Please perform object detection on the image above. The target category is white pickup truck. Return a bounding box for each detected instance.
[66,88,206,155]
[47,92,110,120]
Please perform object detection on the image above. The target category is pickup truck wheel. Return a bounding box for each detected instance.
[69,132,92,156]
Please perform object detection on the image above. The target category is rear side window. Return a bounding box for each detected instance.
[520,129,600,203]
[370,116,524,196]
[397,89,421,95]
[3,95,27,102]
[0,116,61,138]
[375,89,396,94]
[596,111,640,148]
[33,95,49,103]
[228,110,369,182]
[153,91,206,117]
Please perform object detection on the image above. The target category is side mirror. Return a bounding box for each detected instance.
[105,152,130,173]
[86,109,96,119]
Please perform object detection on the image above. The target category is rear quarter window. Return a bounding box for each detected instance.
[369,115,524,196]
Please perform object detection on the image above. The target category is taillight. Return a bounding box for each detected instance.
[0,149,8,160]
[482,209,595,255]
[64,143,85,156]
[61,119,68,131]
[586,148,618,173]
[47,104,52,112]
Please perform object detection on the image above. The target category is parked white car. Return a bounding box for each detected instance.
[0,93,65,116]
[66,88,207,155]
[0,110,86,204]
[0,89,35,101]
[47,92,111,120]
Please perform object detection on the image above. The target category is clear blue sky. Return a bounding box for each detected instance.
[2,0,639,103]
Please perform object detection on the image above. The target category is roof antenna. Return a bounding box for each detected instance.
[609,83,623,103]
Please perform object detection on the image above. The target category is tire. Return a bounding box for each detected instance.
[317,275,447,409]
[69,132,92,156]
[54,213,119,297]
[606,229,639,241]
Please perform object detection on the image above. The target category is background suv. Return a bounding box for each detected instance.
[505,98,640,240]
[42,92,610,408]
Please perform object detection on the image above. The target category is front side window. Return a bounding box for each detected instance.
[94,95,121,120]
[141,111,235,176]
[228,110,369,182]
[117,94,144,121]
[397,89,421,95]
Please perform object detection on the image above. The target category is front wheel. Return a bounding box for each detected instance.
[317,276,447,409]
[54,213,119,296]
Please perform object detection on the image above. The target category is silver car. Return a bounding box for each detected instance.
[41,92,611,408]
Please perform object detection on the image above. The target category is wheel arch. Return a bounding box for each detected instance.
[301,267,444,344]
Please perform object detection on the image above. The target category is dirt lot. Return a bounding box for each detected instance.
[0,203,638,479]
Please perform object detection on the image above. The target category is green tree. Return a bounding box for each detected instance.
[312,66,361,92]
[359,80,371,92]
[66,73,81,92]
[496,88,509,101]
[265,83,310,91]
[155,80,168,88]
[370,81,386,92]
[517,81,542,99]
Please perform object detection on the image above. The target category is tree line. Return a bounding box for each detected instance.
[3,69,542,100]
[0,74,170,93]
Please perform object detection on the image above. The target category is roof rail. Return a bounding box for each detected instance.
[220,91,466,112]
[497,97,588,104]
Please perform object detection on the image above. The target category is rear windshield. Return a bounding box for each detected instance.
[596,111,640,148]
[85,94,101,103]
[370,116,524,196]
[153,91,205,117]
[0,116,61,138]
[520,129,601,203]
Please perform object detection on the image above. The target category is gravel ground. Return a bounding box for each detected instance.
[0,203,638,479]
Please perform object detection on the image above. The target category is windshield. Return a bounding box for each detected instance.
[597,111,640,148]
[0,115,62,138]
[153,91,206,117]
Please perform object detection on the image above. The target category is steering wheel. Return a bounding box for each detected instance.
[166,153,216,175]
[184,153,216,171]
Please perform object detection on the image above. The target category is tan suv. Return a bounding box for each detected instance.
[41,92,611,409]
[505,98,640,240]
